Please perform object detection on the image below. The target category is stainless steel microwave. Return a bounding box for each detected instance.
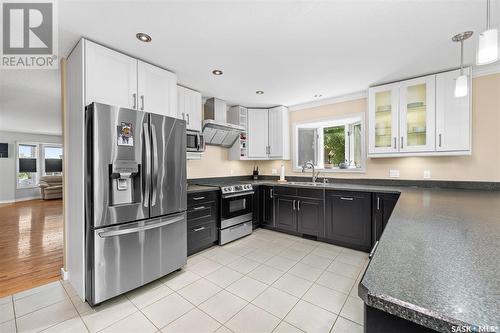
[186,130,205,152]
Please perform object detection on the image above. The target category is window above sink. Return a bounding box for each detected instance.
[292,112,366,173]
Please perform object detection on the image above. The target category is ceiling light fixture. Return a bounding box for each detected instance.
[452,31,473,98]
[136,33,152,42]
[314,94,323,98]
[477,0,499,65]
[212,69,223,75]
[256,91,264,94]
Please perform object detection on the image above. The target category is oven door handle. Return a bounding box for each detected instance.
[222,191,254,199]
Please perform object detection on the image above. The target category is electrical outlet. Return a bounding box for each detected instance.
[271,168,277,175]
[423,170,431,179]
[389,169,400,178]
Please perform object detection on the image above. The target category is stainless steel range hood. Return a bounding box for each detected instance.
[203,98,244,147]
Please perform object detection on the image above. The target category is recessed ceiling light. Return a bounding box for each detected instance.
[314,94,323,98]
[212,69,223,75]
[136,33,152,42]
[256,91,264,94]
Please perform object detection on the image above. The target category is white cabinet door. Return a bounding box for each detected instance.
[177,86,186,121]
[399,75,436,152]
[268,106,289,159]
[85,41,137,109]
[368,83,400,154]
[137,61,177,117]
[435,68,471,152]
[247,109,269,159]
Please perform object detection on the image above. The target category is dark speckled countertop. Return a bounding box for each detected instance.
[190,178,500,332]
[187,184,219,193]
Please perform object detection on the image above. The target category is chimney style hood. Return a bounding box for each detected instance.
[203,98,244,147]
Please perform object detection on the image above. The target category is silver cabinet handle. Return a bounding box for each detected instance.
[193,226,206,232]
[377,197,380,210]
[186,114,190,125]
[140,95,145,110]
[192,206,205,210]
[99,214,184,238]
[297,200,300,211]
[393,137,396,149]
[292,200,296,210]
[270,188,273,199]
[439,134,442,147]
[132,93,137,109]
[181,112,185,120]
[143,122,151,208]
[401,136,404,148]
[150,123,158,206]
[192,196,205,201]
[340,197,354,201]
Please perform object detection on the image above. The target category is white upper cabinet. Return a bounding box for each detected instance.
[85,41,137,108]
[399,75,435,153]
[368,83,400,154]
[247,108,269,159]
[268,106,290,159]
[368,68,470,157]
[137,61,177,117]
[84,40,177,116]
[435,68,471,152]
[232,106,289,160]
[177,86,202,131]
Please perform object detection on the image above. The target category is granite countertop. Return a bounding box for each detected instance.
[358,188,500,332]
[187,184,219,193]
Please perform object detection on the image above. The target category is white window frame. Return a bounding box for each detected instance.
[16,142,39,189]
[42,144,63,176]
[292,112,366,173]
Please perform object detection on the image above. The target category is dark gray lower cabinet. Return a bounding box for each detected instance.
[275,195,297,232]
[297,198,324,237]
[187,191,219,255]
[260,186,274,226]
[325,190,372,252]
[372,192,400,246]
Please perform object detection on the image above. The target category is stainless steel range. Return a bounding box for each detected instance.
[219,183,254,244]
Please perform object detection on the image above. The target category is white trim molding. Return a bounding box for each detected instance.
[60,267,69,281]
[288,91,367,112]
[472,62,500,78]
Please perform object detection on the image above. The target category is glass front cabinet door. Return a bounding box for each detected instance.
[368,83,399,154]
[399,75,436,152]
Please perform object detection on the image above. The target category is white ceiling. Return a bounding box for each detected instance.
[1,0,498,135]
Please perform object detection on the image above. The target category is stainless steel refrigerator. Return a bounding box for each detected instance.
[85,102,187,305]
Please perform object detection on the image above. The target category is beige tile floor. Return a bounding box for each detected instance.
[0,229,368,333]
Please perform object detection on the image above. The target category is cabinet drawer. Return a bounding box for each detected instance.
[187,191,218,206]
[187,220,217,256]
[187,201,217,227]
[297,187,324,199]
[274,186,297,196]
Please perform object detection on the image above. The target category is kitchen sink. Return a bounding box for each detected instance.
[287,181,325,186]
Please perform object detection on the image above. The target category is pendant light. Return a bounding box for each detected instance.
[452,31,473,98]
[477,0,499,65]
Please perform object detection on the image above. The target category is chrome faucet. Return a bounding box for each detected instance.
[301,161,320,183]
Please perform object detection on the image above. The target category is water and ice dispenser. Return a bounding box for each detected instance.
[109,160,140,205]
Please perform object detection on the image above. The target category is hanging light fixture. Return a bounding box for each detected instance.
[452,31,473,98]
[477,0,499,65]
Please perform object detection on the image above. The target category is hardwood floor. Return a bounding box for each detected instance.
[0,199,63,297]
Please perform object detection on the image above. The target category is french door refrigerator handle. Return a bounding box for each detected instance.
[143,122,151,208]
[98,214,185,238]
[150,123,159,206]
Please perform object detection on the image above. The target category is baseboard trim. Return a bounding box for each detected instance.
[15,196,42,202]
[0,199,15,204]
[60,267,69,281]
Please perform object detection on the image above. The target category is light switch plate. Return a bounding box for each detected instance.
[389,169,400,178]
[423,170,431,179]
[271,168,277,175]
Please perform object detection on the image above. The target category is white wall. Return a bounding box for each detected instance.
[0,131,62,203]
